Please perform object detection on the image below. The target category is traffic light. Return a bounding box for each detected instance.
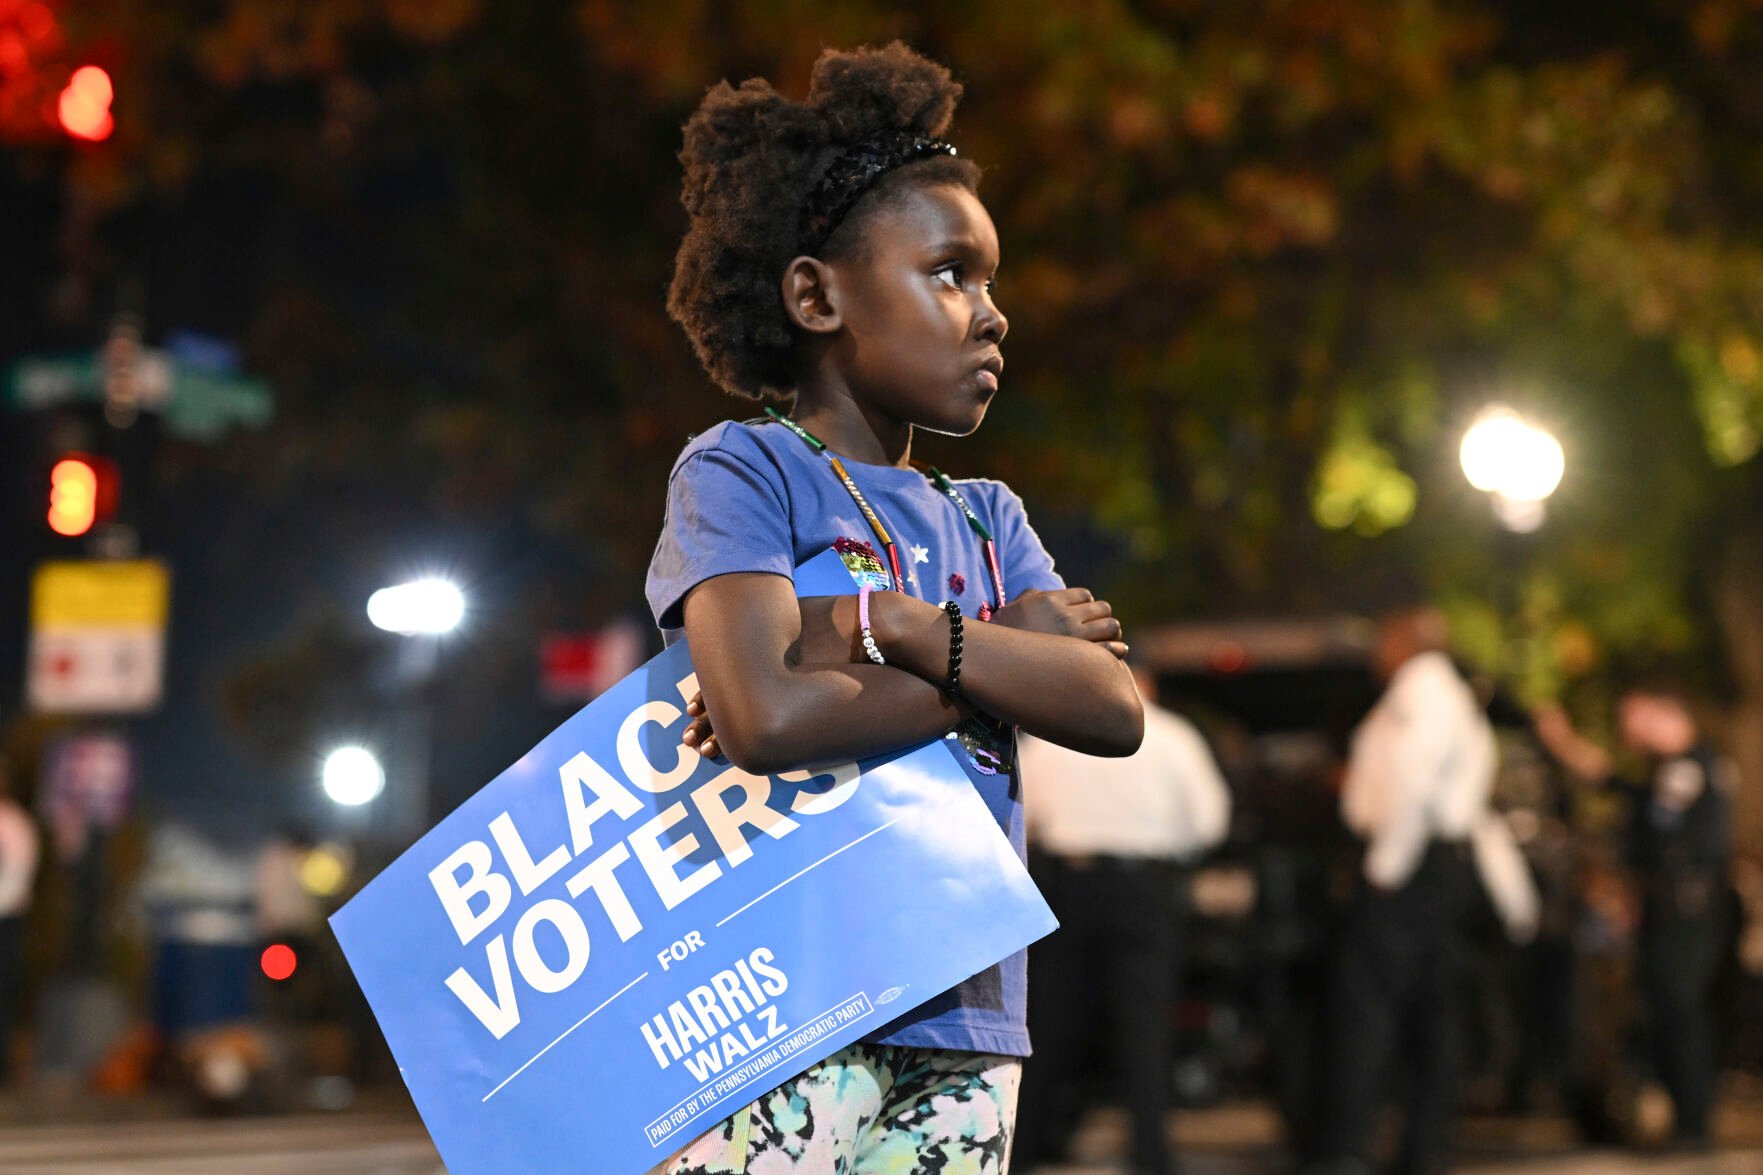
[57,65,113,143]
[46,453,118,537]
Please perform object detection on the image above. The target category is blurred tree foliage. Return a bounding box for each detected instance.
[19,1,1763,820]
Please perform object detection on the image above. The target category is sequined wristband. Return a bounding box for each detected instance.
[858,584,886,665]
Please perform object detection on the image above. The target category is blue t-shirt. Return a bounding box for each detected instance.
[645,417,1064,1058]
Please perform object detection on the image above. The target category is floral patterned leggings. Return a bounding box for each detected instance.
[648,1043,1020,1175]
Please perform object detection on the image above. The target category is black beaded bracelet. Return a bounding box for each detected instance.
[941,600,964,695]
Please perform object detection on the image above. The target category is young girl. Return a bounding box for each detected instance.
[647,42,1143,1175]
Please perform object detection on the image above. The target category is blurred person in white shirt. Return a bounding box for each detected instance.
[1013,666,1231,1175]
[254,827,322,945]
[0,757,40,1086]
[1315,607,1509,1175]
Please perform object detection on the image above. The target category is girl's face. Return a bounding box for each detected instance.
[825,183,1008,437]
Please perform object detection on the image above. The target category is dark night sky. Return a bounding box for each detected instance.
[1,131,651,845]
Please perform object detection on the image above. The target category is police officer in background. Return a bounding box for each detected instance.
[1535,683,1734,1149]
[1014,665,1231,1175]
[1315,607,1498,1175]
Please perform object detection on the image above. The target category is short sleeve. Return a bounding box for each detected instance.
[990,484,1063,595]
[646,445,794,631]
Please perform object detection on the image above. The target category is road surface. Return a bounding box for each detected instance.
[0,1100,1758,1172]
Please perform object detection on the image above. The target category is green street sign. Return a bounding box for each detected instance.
[6,349,274,441]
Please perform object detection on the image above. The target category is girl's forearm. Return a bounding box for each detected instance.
[684,575,1142,774]
[711,661,966,775]
[871,593,1143,756]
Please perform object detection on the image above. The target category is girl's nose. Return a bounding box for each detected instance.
[975,299,1007,344]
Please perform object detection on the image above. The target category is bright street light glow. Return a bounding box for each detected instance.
[1493,496,1547,533]
[367,578,465,635]
[1459,406,1565,503]
[322,746,385,806]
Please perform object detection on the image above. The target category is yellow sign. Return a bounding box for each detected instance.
[31,560,170,629]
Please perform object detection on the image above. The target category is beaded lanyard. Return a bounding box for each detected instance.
[763,407,1008,612]
[924,466,1008,613]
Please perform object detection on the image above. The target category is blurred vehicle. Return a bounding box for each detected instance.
[1141,616,1373,1156]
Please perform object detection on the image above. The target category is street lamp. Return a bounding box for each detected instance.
[366,578,465,635]
[322,746,385,806]
[1460,406,1564,532]
[366,577,464,842]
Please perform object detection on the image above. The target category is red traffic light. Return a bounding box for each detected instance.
[47,454,118,536]
[46,454,120,537]
[57,65,113,142]
[260,943,298,982]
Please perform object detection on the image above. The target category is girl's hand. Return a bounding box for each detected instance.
[681,691,721,759]
[990,587,1128,659]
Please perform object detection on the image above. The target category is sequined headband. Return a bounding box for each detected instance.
[798,130,958,255]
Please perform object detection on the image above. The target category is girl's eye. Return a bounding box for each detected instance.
[934,265,998,296]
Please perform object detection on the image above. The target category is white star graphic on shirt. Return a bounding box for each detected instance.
[911,545,930,564]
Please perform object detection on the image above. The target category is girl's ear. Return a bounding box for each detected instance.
[781,257,842,335]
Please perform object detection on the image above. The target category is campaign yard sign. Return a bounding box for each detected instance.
[331,552,1057,1175]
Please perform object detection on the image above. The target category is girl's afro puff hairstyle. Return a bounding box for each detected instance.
[668,42,980,401]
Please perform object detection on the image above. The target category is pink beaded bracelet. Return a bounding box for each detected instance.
[858,584,886,665]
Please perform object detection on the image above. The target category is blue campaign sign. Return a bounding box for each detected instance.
[331,552,1056,1175]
